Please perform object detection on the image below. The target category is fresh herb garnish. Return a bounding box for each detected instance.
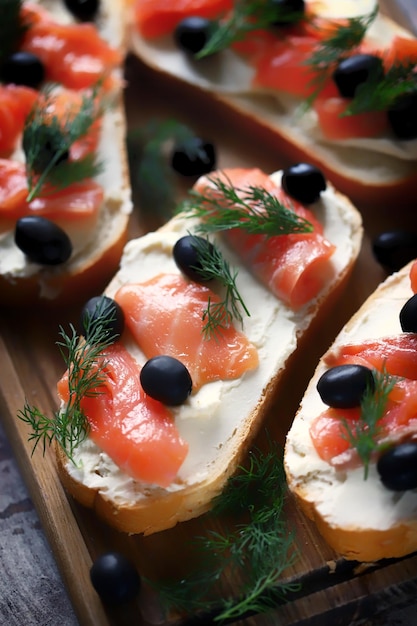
[0,0,27,65]
[127,119,200,220]
[151,440,299,622]
[17,300,119,462]
[303,5,379,105]
[344,60,417,115]
[179,174,313,236]
[189,234,250,338]
[23,87,104,201]
[196,0,305,59]
[342,367,398,479]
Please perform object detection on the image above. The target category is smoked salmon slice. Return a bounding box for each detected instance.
[114,273,259,390]
[0,159,103,227]
[194,168,336,309]
[57,342,188,487]
[310,334,417,465]
[133,0,233,39]
[20,7,121,90]
[0,85,38,156]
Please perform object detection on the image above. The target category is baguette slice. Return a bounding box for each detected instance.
[0,0,132,307]
[55,167,363,535]
[127,0,417,208]
[284,260,417,562]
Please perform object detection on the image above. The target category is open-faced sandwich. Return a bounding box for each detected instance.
[23,163,365,535]
[0,0,132,306]
[285,258,417,562]
[128,0,417,208]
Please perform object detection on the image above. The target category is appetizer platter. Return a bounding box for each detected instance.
[1,1,417,625]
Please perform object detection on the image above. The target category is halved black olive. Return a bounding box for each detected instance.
[332,54,384,99]
[0,51,45,89]
[377,442,417,491]
[140,355,193,406]
[174,16,214,55]
[317,364,375,409]
[171,136,216,177]
[64,0,99,21]
[281,163,326,204]
[372,230,417,273]
[80,295,125,341]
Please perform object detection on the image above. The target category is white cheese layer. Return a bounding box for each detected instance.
[66,171,362,504]
[285,267,417,531]
[129,0,417,162]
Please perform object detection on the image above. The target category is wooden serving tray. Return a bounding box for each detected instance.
[2,3,417,625]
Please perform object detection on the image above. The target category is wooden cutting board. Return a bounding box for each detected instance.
[1,2,417,625]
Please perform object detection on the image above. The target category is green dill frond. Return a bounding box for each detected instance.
[344,60,417,115]
[17,299,119,461]
[188,234,250,338]
[302,5,379,107]
[179,174,313,236]
[196,0,306,59]
[127,119,198,218]
[23,85,105,201]
[149,440,299,622]
[342,367,398,479]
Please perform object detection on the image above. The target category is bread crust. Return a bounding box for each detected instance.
[127,3,417,209]
[284,262,417,562]
[55,172,363,535]
[0,1,132,307]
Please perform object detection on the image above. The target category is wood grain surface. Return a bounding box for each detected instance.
[1,2,417,626]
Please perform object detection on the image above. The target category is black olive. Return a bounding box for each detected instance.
[377,441,417,491]
[174,16,214,55]
[0,51,45,89]
[64,0,99,21]
[80,295,125,341]
[372,230,417,273]
[399,294,417,333]
[90,552,140,605]
[332,54,384,99]
[15,216,72,265]
[281,163,326,204]
[140,355,193,406]
[269,0,305,26]
[173,235,215,283]
[387,91,417,140]
[171,136,216,177]
[317,364,375,409]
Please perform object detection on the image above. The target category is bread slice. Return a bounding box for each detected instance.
[0,0,132,307]
[284,260,417,562]
[127,0,417,208]
[55,167,363,535]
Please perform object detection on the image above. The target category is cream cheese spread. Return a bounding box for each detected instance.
[66,171,362,504]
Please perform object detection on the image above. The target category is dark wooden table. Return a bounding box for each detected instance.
[2,2,417,626]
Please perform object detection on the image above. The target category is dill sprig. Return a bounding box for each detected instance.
[303,5,379,105]
[188,235,250,338]
[23,87,104,201]
[344,60,417,115]
[342,368,398,479]
[196,0,306,59]
[0,0,28,64]
[127,119,197,218]
[17,300,119,462]
[152,441,299,622]
[179,174,313,236]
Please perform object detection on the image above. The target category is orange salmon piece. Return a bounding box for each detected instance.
[134,0,233,39]
[114,273,259,390]
[21,20,121,90]
[309,407,359,462]
[57,343,188,487]
[0,159,103,225]
[314,95,388,139]
[0,85,38,156]
[194,168,335,309]
[410,260,417,293]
